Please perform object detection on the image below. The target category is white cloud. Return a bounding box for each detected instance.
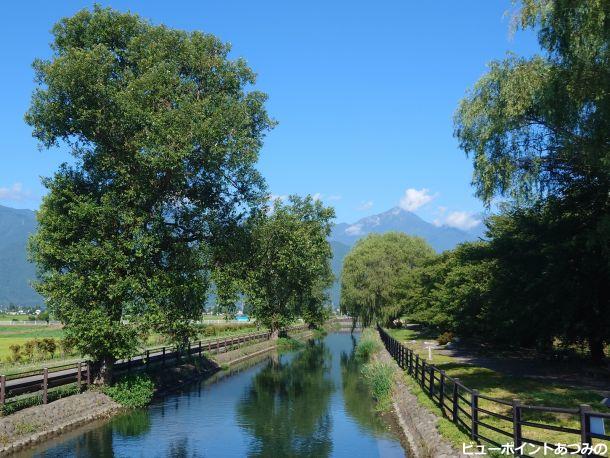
[399,188,435,212]
[345,224,363,236]
[444,211,481,230]
[357,200,373,211]
[0,183,30,202]
[311,193,341,202]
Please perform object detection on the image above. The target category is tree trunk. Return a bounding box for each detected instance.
[589,337,605,365]
[92,356,115,385]
[270,328,280,340]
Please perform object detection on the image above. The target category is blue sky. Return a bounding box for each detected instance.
[0,1,538,228]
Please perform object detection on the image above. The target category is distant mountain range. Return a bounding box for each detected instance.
[327,206,485,306]
[0,204,484,308]
[331,206,483,252]
[0,205,42,307]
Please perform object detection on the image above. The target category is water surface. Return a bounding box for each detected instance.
[26,332,406,457]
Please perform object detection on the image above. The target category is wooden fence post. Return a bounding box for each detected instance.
[439,371,445,413]
[0,375,5,405]
[579,404,592,458]
[145,350,150,367]
[77,362,82,390]
[452,378,460,424]
[471,389,479,441]
[199,341,202,357]
[429,367,435,398]
[414,355,419,379]
[162,347,166,366]
[421,361,426,387]
[86,361,91,386]
[43,367,48,404]
[408,350,413,375]
[512,399,522,456]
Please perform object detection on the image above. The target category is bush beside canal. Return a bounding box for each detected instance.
[276,337,305,351]
[103,374,155,408]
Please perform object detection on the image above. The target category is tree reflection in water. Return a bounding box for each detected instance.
[237,340,335,457]
[339,340,393,437]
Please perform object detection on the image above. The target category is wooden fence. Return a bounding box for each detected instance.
[1,324,308,409]
[378,326,610,458]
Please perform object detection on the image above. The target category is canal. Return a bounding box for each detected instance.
[23,332,407,457]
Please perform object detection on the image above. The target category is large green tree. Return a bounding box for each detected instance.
[454,0,609,362]
[340,232,435,327]
[243,196,335,337]
[27,6,273,381]
[402,242,494,338]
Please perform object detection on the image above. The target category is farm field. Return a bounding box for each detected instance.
[0,325,64,359]
[0,314,42,321]
[0,321,260,374]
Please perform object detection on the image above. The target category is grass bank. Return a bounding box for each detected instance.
[355,329,394,412]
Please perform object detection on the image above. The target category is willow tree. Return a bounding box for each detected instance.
[26,6,273,382]
[455,0,609,362]
[340,232,435,327]
[244,196,335,337]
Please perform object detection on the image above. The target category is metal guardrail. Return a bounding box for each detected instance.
[378,326,610,458]
[0,324,309,408]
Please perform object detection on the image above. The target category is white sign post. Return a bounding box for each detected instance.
[423,341,436,361]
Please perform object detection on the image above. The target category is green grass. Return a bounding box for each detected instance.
[355,330,382,362]
[387,328,610,456]
[276,337,305,351]
[0,314,39,321]
[361,360,394,411]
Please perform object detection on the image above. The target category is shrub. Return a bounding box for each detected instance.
[103,374,155,408]
[39,338,57,358]
[437,331,454,346]
[276,337,304,351]
[361,361,394,411]
[23,340,37,360]
[60,337,76,356]
[8,344,22,363]
[201,326,217,337]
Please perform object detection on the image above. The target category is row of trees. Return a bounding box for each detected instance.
[27,7,335,383]
[342,0,609,363]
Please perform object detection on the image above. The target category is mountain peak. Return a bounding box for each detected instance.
[331,206,478,253]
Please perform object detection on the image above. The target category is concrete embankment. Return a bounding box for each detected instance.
[0,329,314,455]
